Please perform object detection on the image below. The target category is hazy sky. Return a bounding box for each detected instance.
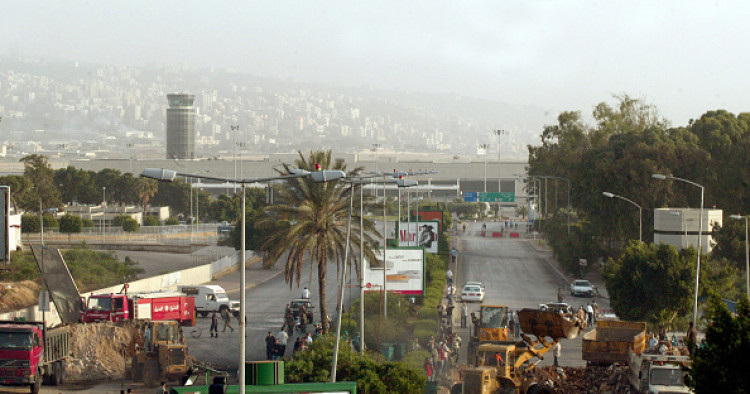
[3,1,748,126]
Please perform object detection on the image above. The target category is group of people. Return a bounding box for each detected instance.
[423,332,461,381]
[208,308,235,338]
[647,321,699,356]
[265,329,315,360]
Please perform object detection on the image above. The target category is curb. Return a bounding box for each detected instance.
[526,239,569,283]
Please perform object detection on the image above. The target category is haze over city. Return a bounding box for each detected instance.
[1,1,748,157]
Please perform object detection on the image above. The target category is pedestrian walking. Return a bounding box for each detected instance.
[293,337,303,354]
[271,338,283,360]
[446,268,453,286]
[451,247,457,263]
[276,329,289,358]
[437,342,446,375]
[221,308,234,332]
[461,302,468,328]
[424,357,434,382]
[210,312,219,338]
[686,321,698,355]
[553,342,561,367]
[265,332,275,360]
[585,303,594,326]
[306,332,313,345]
[557,287,564,303]
[462,223,466,234]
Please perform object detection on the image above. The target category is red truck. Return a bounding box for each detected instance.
[81,292,195,326]
[0,321,69,394]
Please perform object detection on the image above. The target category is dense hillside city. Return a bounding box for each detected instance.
[0,56,544,160]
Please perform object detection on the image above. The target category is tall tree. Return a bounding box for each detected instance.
[260,150,380,332]
[685,295,750,393]
[604,241,694,332]
[133,178,158,213]
[20,154,61,211]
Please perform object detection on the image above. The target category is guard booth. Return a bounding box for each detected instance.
[169,361,357,394]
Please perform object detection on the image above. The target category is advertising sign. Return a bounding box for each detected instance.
[464,192,515,203]
[413,210,443,231]
[398,220,439,254]
[363,247,425,295]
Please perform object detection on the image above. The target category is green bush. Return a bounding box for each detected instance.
[122,217,139,232]
[165,217,179,225]
[143,215,159,226]
[59,214,83,234]
[82,218,95,228]
[21,215,40,233]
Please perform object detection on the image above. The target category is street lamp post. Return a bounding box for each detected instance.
[142,167,345,394]
[480,144,490,193]
[730,214,749,298]
[653,174,704,328]
[602,192,643,243]
[494,130,507,193]
[231,125,240,193]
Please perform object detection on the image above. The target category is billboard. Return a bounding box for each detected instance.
[413,210,443,231]
[398,220,439,254]
[363,247,425,295]
[0,187,8,264]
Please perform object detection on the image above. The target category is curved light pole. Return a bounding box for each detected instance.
[142,167,345,394]
[479,144,490,193]
[602,192,643,243]
[653,173,704,328]
[730,214,749,298]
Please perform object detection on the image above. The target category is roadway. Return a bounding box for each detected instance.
[456,220,611,367]
[185,257,359,369]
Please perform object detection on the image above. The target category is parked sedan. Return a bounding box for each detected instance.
[570,279,595,297]
[461,284,485,302]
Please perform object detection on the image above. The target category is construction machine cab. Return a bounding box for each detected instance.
[478,305,510,342]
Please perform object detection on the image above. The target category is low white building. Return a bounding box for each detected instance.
[653,208,723,253]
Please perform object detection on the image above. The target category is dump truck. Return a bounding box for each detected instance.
[82,291,195,326]
[627,349,692,393]
[131,320,193,387]
[582,319,646,365]
[467,305,512,363]
[454,308,586,394]
[0,321,70,394]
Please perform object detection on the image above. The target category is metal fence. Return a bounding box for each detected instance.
[21,223,224,246]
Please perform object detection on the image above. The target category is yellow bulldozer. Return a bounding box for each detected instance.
[467,305,512,363]
[454,308,586,394]
[131,320,193,387]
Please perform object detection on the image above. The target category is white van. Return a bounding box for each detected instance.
[178,285,240,317]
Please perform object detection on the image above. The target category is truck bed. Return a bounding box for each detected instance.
[582,320,646,365]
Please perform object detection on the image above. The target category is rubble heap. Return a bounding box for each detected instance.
[533,365,637,393]
[0,281,39,312]
[66,321,144,381]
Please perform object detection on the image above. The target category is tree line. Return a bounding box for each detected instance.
[527,95,749,330]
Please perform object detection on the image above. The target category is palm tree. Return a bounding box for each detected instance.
[133,177,158,214]
[260,150,381,333]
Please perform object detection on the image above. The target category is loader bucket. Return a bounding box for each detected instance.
[518,308,585,339]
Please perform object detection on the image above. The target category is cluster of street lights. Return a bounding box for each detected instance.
[142,165,436,388]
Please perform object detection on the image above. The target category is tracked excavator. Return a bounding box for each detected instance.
[453,308,587,394]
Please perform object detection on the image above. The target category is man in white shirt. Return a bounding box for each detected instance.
[446,269,453,286]
[302,287,311,299]
[276,329,289,357]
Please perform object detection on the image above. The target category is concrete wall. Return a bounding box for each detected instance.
[0,250,248,327]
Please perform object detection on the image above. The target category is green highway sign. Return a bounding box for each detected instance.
[479,192,515,203]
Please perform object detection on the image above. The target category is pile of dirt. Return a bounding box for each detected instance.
[67,321,144,381]
[533,365,636,393]
[0,281,39,312]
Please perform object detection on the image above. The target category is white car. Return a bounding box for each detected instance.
[461,284,485,302]
[465,281,485,292]
[570,279,595,297]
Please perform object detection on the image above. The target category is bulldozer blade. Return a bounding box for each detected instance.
[518,308,585,339]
